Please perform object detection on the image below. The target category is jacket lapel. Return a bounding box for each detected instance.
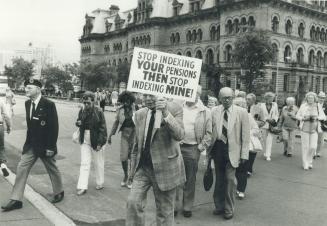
[138,108,149,149]
[26,99,31,121]
[228,105,236,132]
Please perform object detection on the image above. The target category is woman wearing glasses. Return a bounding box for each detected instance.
[75,91,107,195]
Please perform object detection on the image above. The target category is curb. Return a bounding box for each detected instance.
[4,168,76,226]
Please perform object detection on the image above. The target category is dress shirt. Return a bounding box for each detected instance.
[30,94,42,119]
[217,105,232,141]
[182,102,201,144]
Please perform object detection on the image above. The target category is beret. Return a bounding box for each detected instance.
[24,78,42,88]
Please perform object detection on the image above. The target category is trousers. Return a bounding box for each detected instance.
[300,131,317,169]
[0,125,5,163]
[11,149,63,201]
[282,128,296,154]
[262,129,274,158]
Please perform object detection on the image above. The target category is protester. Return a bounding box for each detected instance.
[175,85,212,218]
[233,97,261,199]
[0,98,11,177]
[209,87,249,220]
[316,91,326,158]
[246,93,265,128]
[5,87,15,118]
[111,90,119,108]
[296,92,326,170]
[100,89,107,112]
[207,96,218,109]
[108,91,137,189]
[94,88,102,107]
[75,91,107,195]
[261,92,279,161]
[278,97,298,157]
[1,78,64,212]
[126,95,185,226]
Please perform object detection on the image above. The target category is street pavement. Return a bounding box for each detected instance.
[2,95,327,226]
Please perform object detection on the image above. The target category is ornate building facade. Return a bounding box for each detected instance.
[80,0,327,102]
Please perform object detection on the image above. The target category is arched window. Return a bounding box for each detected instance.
[135,37,139,45]
[118,58,122,65]
[284,45,291,63]
[285,20,292,35]
[186,30,192,43]
[124,58,128,63]
[170,33,175,44]
[272,43,278,63]
[205,49,214,65]
[132,38,135,47]
[272,16,279,33]
[225,45,232,63]
[217,52,220,64]
[175,33,180,44]
[320,29,325,42]
[317,51,323,67]
[130,55,133,62]
[113,59,117,66]
[241,17,247,32]
[197,29,202,42]
[192,30,197,42]
[108,60,111,66]
[316,27,320,41]
[310,26,315,40]
[234,19,240,33]
[324,52,327,68]
[309,50,315,66]
[248,16,255,30]
[186,51,192,57]
[195,50,203,59]
[217,26,220,39]
[297,48,304,64]
[147,35,151,45]
[226,20,233,35]
[210,26,216,41]
[125,42,128,51]
[298,23,305,38]
[177,52,182,55]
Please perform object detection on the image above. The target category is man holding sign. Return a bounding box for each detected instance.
[126,94,185,226]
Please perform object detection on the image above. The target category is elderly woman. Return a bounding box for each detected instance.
[279,97,298,157]
[316,91,327,158]
[261,92,279,161]
[108,91,137,188]
[75,91,107,195]
[234,97,262,199]
[5,87,15,118]
[296,92,326,170]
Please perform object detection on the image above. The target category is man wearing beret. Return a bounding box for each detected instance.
[1,78,64,212]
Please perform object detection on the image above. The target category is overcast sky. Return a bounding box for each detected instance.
[0,0,136,64]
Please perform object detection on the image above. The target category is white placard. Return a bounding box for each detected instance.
[127,47,202,102]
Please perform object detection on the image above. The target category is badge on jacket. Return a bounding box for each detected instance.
[40,120,46,126]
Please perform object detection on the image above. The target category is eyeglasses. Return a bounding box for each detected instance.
[83,101,92,105]
[221,97,233,101]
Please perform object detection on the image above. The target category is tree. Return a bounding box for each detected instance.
[4,57,35,88]
[202,63,224,98]
[233,30,274,93]
[116,62,131,84]
[42,66,73,94]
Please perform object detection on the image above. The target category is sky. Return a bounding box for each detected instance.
[0,0,136,64]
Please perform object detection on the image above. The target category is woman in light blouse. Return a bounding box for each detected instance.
[296,92,326,170]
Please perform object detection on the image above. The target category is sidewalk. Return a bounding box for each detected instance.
[0,177,52,226]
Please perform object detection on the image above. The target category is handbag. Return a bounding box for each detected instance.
[72,129,80,144]
[203,157,213,191]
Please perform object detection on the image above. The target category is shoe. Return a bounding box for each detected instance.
[126,179,132,189]
[247,172,252,177]
[174,210,178,217]
[266,157,271,161]
[213,209,224,215]
[95,185,104,190]
[183,210,192,218]
[287,154,292,157]
[51,191,64,203]
[224,213,233,220]
[283,151,287,156]
[317,153,321,158]
[303,167,309,171]
[236,190,240,195]
[121,177,128,187]
[77,189,87,196]
[1,200,23,212]
[309,165,313,169]
[237,192,245,200]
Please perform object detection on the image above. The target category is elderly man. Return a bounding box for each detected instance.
[316,91,327,158]
[2,78,64,212]
[175,85,212,218]
[209,87,250,220]
[126,95,185,226]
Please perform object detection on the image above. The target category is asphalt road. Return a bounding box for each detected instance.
[2,96,327,226]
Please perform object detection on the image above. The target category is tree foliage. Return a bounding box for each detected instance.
[4,57,34,88]
[233,31,273,93]
[202,63,224,98]
[42,66,73,94]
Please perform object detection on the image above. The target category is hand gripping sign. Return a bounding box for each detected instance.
[127,47,202,128]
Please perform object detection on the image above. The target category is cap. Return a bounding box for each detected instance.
[24,78,42,88]
[318,91,326,98]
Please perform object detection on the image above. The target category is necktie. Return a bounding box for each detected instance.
[221,110,228,144]
[31,102,36,119]
[144,110,155,153]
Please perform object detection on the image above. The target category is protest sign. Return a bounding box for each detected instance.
[127,47,202,102]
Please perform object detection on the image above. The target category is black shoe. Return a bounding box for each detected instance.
[51,191,64,203]
[213,209,224,215]
[1,167,9,177]
[283,151,287,156]
[287,154,292,157]
[174,210,178,217]
[183,210,192,218]
[1,200,23,212]
[223,213,233,220]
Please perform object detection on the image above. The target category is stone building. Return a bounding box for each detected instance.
[80,0,327,102]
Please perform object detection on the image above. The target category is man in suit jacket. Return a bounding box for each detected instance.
[209,87,250,220]
[1,78,64,212]
[126,94,186,226]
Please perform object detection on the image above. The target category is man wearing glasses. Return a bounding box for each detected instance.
[2,78,64,211]
[209,87,249,220]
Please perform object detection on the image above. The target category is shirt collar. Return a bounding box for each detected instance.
[32,94,42,107]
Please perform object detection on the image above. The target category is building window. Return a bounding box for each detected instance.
[205,49,214,65]
[297,48,304,64]
[197,29,202,42]
[210,26,216,40]
[283,74,289,92]
[248,16,255,30]
[285,19,292,35]
[316,77,321,92]
[186,51,192,57]
[321,29,325,42]
[298,23,305,38]
[284,46,291,63]
[316,27,320,41]
[241,17,247,32]
[317,51,323,67]
[272,72,277,92]
[324,52,327,68]
[225,45,232,63]
[272,43,278,63]
[195,50,203,59]
[226,20,233,35]
[310,26,315,40]
[186,30,192,43]
[272,16,279,33]
[234,19,240,34]
[190,1,200,13]
[177,52,182,55]
[309,50,315,66]
[170,33,175,45]
[147,35,151,45]
[192,29,197,42]
[172,0,183,16]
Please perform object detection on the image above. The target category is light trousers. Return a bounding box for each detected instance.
[316,132,325,155]
[77,130,105,190]
[282,128,296,154]
[262,129,274,158]
[300,131,318,169]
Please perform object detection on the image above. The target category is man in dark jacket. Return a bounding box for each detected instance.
[1,78,64,212]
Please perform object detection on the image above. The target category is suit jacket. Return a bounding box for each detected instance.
[130,102,186,191]
[209,104,250,168]
[260,102,279,129]
[23,97,59,157]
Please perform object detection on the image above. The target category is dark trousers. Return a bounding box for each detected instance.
[212,140,236,215]
[236,152,257,193]
[247,152,257,173]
